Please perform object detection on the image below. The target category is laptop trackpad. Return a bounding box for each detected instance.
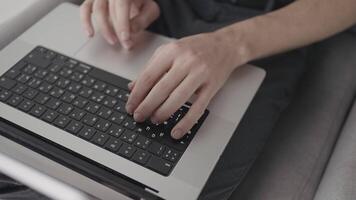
[75,32,172,81]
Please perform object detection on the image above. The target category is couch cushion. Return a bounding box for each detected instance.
[314,101,356,200]
[0,0,82,49]
[229,32,356,200]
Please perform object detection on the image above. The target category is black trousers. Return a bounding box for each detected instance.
[0,1,327,200]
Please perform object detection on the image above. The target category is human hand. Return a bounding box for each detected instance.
[126,32,245,139]
[80,0,160,49]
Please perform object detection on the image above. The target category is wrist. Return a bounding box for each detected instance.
[213,23,254,70]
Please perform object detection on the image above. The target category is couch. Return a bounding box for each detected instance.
[230,32,356,200]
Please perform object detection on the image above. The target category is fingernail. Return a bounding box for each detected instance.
[126,103,133,114]
[172,129,183,139]
[127,82,134,91]
[151,117,159,124]
[108,36,118,45]
[85,29,92,37]
[121,31,130,41]
[134,112,145,122]
[128,82,133,90]
[122,40,133,50]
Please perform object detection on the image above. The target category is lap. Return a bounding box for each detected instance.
[149,1,308,199]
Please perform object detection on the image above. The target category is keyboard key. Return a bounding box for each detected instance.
[109,112,126,125]
[118,143,136,158]
[42,110,59,123]
[57,103,73,115]
[105,137,122,152]
[72,97,88,108]
[7,95,23,106]
[81,76,95,87]
[122,118,136,130]
[17,74,31,84]
[61,92,76,103]
[5,68,21,79]
[95,119,111,132]
[76,63,91,74]
[35,46,47,53]
[114,101,126,113]
[120,130,138,143]
[85,102,100,114]
[67,82,82,93]
[92,132,109,146]
[49,87,65,98]
[34,69,48,79]
[34,93,50,104]
[82,114,99,126]
[30,105,47,117]
[132,150,150,165]
[53,115,70,128]
[117,90,129,102]
[38,82,53,93]
[92,81,107,91]
[12,84,27,94]
[45,98,62,110]
[70,109,86,121]
[0,77,16,89]
[162,148,180,163]
[27,78,42,88]
[146,156,173,176]
[56,78,71,88]
[90,92,105,103]
[59,68,73,77]
[78,126,96,140]
[97,107,113,119]
[107,124,125,138]
[64,59,78,68]
[23,64,37,74]
[18,99,34,112]
[134,136,151,150]
[44,50,56,60]
[48,64,62,73]
[26,52,51,68]
[0,90,12,101]
[70,72,84,82]
[148,141,165,156]
[104,86,119,96]
[89,67,129,90]
[102,96,118,108]
[79,87,93,98]
[45,74,59,84]
[53,55,67,64]
[11,61,27,71]
[65,120,83,134]
[23,89,38,100]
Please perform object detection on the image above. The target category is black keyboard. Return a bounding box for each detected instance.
[0,46,209,176]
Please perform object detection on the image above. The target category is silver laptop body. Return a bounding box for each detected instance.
[0,3,265,200]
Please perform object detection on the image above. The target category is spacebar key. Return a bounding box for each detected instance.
[89,68,130,89]
[146,156,173,176]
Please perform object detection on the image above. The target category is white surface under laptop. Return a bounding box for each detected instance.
[0,3,265,200]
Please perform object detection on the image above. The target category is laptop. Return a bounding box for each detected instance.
[0,3,265,200]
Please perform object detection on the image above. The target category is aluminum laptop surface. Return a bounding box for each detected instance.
[0,3,265,200]
[0,151,94,200]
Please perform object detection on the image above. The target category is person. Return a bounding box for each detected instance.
[1,0,356,200]
[78,0,356,200]
[80,0,356,140]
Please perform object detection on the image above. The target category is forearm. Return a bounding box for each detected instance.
[217,0,356,67]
